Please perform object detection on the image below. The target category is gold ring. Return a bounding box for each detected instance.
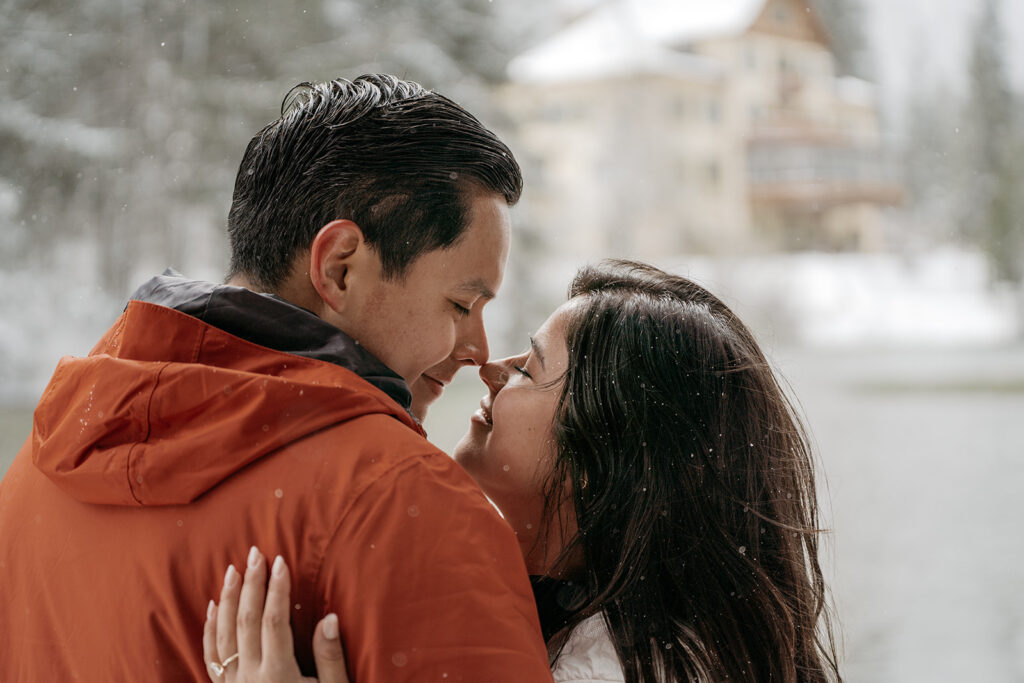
[209,652,239,676]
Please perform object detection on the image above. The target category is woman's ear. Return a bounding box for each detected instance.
[308,220,367,314]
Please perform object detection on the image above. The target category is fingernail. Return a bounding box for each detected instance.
[247,545,261,569]
[224,564,238,588]
[207,600,216,620]
[272,555,285,578]
[323,613,339,640]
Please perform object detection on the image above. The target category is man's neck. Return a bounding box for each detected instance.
[225,273,258,290]
[227,269,322,316]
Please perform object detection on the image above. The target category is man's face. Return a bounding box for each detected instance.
[344,192,511,420]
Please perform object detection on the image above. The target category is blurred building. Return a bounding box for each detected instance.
[500,0,903,258]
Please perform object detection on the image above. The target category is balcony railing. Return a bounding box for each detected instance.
[747,142,904,206]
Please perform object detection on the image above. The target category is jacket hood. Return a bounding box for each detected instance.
[31,274,422,506]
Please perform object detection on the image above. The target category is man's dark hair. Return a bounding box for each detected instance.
[226,74,522,290]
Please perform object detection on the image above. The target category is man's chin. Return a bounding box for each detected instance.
[409,379,441,422]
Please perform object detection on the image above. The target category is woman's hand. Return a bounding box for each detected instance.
[204,546,350,683]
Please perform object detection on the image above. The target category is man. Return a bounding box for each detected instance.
[0,75,553,681]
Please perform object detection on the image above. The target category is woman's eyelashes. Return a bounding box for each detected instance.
[512,359,532,379]
[450,300,471,318]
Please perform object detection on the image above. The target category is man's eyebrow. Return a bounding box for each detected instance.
[455,278,495,300]
[529,335,546,369]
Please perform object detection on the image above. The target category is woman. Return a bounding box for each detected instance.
[204,260,841,682]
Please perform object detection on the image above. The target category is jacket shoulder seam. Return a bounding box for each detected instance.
[125,361,173,505]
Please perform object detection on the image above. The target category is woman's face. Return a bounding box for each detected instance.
[454,300,578,573]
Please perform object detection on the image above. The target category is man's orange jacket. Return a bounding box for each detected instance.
[0,274,552,681]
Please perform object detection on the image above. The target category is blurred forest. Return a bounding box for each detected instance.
[902,0,1024,284]
[1,0,548,293]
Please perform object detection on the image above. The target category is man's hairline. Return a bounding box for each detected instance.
[366,180,509,284]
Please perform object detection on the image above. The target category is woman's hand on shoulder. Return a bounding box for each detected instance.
[204,546,350,683]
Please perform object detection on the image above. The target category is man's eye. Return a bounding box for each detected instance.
[451,301,471,318]
[513,365,532,379]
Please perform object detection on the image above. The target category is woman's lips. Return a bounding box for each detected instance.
[471,397,493,428]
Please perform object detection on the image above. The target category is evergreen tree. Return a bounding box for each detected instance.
[811,0,870,78]
[964,0,1024,283]
[902,77,965,245]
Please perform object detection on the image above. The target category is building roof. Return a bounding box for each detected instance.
[509,0,765,84]
[646,0,766,44]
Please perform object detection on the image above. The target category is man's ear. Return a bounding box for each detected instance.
[309,220,370,315]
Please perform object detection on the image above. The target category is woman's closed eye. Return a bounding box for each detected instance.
[513,364,532,379]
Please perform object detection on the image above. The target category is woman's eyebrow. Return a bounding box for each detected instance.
[529,335,546,369]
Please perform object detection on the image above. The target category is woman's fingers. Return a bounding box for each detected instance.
[237,546,268,666]
[203,600,220,682]
[215,563,242,677]
[207,549,332,682]
[261,556,298,670]
[312,613,350,683]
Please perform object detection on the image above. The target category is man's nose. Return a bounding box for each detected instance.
[453,314,489,366]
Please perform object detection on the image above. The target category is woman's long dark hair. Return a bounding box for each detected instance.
[541,260,841,682]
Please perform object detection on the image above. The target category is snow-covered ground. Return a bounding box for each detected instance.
[673,247,1021,347]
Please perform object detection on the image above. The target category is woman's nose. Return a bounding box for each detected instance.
[479,359,511,395]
